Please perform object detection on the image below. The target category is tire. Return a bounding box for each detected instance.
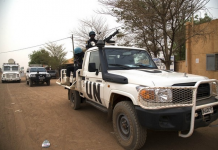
[68,89,70,100]
[46,80,50,86]
[113,101,147,150]
[70,90,81,110]
[29,79,33,87]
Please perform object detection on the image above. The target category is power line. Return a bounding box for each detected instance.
[207,7,218,9]
[0,26,123,54]
[0,37,71,54]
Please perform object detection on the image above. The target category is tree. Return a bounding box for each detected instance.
[28,43,67,73]
[72,16,111,49]
[45,42,67,70]
[98,0,211,69]
[28,49,50,65]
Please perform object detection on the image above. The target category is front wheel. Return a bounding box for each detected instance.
[46,80,50,86]
[70,90,81,110]
[29,79,33,87]
[113,101,147,150]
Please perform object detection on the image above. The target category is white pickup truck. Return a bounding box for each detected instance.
[57,40,218,150]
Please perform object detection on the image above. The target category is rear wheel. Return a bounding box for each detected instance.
[113,101,147,150]
[29,79,33,87]
[70,90,81,110]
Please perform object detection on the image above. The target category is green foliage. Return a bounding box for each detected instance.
[28,49,50,65]
[28,43,67,70]
[188,13,212,25]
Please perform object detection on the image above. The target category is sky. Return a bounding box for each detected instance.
[0,0,217,71]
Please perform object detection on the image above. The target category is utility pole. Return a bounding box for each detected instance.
[71,34,75,63]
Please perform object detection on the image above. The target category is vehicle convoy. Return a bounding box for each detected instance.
[26,67,51,87]
[1,59,21,83]
[57,33,218,150]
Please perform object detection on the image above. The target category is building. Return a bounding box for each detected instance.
[175,19,218,79]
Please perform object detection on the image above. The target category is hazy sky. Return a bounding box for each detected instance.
[0,0,217,71]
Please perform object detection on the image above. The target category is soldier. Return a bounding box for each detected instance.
[86,31,97,49]
[61,47,84,89]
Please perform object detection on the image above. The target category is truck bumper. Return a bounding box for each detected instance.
[2,78,21,81]
[29,77,50,82]
[135,96,218,131]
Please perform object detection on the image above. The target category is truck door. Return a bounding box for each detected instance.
[82,50,106,107]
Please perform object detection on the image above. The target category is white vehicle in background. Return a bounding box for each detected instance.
[1,59,21,83]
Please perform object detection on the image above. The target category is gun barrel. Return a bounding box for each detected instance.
[104,29,119,43]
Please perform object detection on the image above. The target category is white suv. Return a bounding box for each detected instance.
[26,67,51,87]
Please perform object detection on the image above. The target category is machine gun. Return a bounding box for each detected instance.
[87,29,119,48]
[104,29,119,44]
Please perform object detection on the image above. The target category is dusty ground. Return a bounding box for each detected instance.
[1,76,218,150]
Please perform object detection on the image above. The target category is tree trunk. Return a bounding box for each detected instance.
[165,61,171,70]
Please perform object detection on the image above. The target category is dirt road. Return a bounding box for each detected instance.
[1,77,218,150]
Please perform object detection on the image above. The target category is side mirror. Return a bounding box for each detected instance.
[27,71,29,73]
[88,63,96,72]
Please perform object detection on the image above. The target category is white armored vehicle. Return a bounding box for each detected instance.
[1,59,21,83]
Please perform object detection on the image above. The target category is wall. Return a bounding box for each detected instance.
[175,19,218,79]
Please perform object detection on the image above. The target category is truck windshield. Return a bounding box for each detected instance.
[105,48,158,70]
[12,66,18,71]
[30,68,46,72]
[4,66,10,71]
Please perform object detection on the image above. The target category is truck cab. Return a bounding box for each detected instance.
[1,63,21,83]
[57,41,218,150]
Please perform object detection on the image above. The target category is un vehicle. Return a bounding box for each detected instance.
[1,59,21,83]
[26,67,51,87]
[57,36,218,150]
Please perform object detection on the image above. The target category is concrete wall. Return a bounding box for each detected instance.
[175,19,218,80]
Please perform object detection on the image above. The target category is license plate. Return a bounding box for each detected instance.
[201,106,213,115]
[39,77,45,80]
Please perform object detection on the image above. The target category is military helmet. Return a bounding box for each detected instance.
[89,31,96,37]
[74,47,82,54]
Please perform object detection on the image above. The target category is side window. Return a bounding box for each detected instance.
[89,51,100,72]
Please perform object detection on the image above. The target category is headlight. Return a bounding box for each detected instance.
[46,74,50,77]
[139,88,172,103]
[30,74,36,77]
[155,89,172,102]
[211,82,218,96]
[3,74,5,77]
[17,74,19,77]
